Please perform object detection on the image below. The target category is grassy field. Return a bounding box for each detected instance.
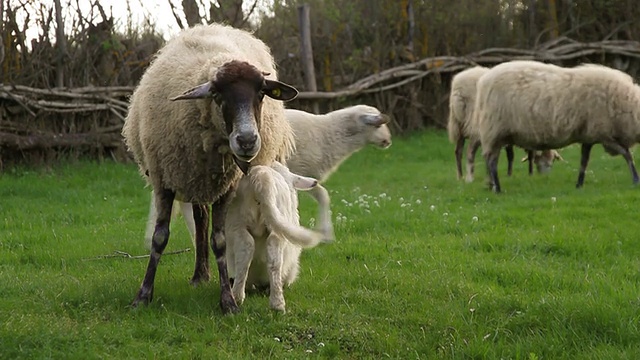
[1,130,640,359]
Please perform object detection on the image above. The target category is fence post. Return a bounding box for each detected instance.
[297,4,319,114]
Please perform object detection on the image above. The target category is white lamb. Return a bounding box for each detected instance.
[226,161,333,312]
[476,60,640,193]
[143,104,392,250]
[447,66,563,182]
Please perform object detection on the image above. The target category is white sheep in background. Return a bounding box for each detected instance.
[476,60,640,193]
[447,66,563,182]
[122,23,299,313]
[226,161,333,312]
[144,104,392,250]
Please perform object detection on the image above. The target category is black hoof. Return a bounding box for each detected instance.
[132,288,153,307]
[190,271,211,287]
[220,292,240,314]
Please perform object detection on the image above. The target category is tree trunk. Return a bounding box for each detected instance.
[547,0,559,39]
[181,0,202,27]
[297,4,318,114]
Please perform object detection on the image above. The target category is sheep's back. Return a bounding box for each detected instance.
[477,61,640,150]
[448,66,489,142]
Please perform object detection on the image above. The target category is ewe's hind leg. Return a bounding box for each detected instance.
[210,190,240,314]
[505,145,514,176]
[132,188,175,307]
[466,139,481,183]
[485,148,501,193]
[229,229,255,306]
[576,143,594,188]
[190,204,210,286]
[267,234,286,312]
[602,142,639,185]
[455,137,465,180]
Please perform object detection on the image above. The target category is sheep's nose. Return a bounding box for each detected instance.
[236,133,258,151]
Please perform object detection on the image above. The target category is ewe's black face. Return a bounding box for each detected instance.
[171,60,299,166]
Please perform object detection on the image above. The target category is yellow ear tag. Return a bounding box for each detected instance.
[271,88,281,97]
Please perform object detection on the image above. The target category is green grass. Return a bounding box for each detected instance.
[1,130,640,359]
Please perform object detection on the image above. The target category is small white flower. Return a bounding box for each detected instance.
[472,216,478,222]
[430,205,436,211]
[443,212,449,216]
[373,200,380,207]
[415,199,422,205]
[318,342,325,347]
[399,197,405,202]
[551,197,557,202]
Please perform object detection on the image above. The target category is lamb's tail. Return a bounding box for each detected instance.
[252,169,327,249]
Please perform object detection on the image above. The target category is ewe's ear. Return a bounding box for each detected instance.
[263,80,299,101]
[170,81,215,101]
[360,113,390,127]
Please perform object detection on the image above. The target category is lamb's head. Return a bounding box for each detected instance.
[271,161,318,190]
[521,149,565,173]
[171,60,298,164]
[347,106,392,149]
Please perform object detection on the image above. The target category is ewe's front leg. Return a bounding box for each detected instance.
[576,143,593,188]
[190,204,210,286]
[132,188,175,307]
[210,190,240,314]
[308,185,334,242]
[267,234,286,312]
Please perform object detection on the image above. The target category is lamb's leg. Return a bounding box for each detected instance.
[455,137,465,180]
[527,150,534,175]
[190,204,210,286]
[601,142,639,185]
[179,201,197,249]
[485,148,501,193]
[267,234,286,312]
[132,188,175,307]
[505,145,514,176]
[307,185,334,241]
[466,139,481,183]
[576,143,593,188]
[229,228,255,306]
[144,191,157,251]
[210,189,240,314]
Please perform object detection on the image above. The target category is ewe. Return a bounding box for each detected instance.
[226,161,333,312]
[475,60,640,193]
[447,66,563,182]
[122,23,298,313]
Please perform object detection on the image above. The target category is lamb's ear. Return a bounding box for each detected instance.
[263,80,299,101]
[170,81,215,101]
[553,151,567,163]
[361,113,390,127]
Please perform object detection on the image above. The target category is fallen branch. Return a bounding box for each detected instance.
[82,248,191,261]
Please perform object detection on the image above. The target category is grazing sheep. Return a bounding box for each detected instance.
[122,23,299,313]
[447,66,561,182]
[226,161,333,312]
[476,60,640,193]
[143,104,392,249]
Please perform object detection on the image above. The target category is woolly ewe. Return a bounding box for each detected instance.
[122,23,298,313]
